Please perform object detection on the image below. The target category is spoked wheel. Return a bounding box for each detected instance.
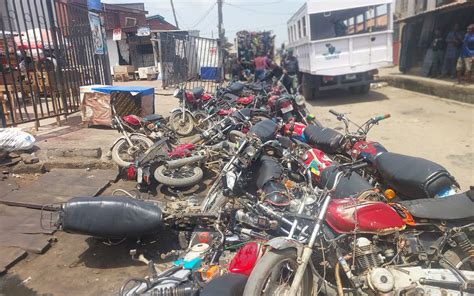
[193,111,212,132]
[170,111,194,136]
[111,135,153,167]
[244,249,312,296]
[154,165,203,187]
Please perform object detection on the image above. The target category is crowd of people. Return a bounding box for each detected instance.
[424,23,474,84]
[229,48,300,94]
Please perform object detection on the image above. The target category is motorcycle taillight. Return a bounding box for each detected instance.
[280,100,291,108]
[127,166,137,180]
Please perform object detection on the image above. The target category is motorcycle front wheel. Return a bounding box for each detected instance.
[111,135,153,167]
[243,249,313,296]
[170,111,194,136]
[154,165,203,187]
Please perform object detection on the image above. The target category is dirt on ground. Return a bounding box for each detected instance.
[0,85,473,296]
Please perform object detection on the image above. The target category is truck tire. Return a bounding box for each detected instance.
[302,73,318,100]
[359,84,371,94]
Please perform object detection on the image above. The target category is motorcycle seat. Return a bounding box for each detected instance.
[374,152,457,199]
[320,165,373,199]
[143,114,164,123]
[399,190,474,220]
[191,87,205,100]
[303,125,344,154]
[61,196,163,239]
[249,119,279,143]
[228,82,244,95]
[246,83,263,92]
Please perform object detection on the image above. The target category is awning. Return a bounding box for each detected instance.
[306,0,393,14]
[397,1,473,22]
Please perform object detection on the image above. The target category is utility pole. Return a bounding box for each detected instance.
[217,0,224,42]
[170,0,179,29]
[217,0,224,81]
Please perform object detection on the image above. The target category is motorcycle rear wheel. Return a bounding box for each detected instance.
[154,165,203,188]
[111,135,153,167]
[170,111,194,136]
[243,249,312,296]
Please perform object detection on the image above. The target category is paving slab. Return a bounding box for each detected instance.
[0,233,50,254]
[0,205,54,235]
[0,247,27,274]
[0,168,118,209]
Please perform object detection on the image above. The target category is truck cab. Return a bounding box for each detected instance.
[287,0,394,99]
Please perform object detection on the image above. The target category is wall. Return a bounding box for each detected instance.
[106,31,119,74]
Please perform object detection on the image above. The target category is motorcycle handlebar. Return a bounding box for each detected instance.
[329,109,344,120]
[373,114,391,123]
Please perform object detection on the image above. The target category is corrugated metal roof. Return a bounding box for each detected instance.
[397,1,473,22]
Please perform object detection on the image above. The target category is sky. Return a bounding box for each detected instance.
[103,0,308,46]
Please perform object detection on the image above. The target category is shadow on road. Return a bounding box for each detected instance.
[72,231,181,270]
[306,89,390,107]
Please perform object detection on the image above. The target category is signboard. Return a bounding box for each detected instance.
[87,0,102,11]
[88,12,104,54]
[113,28,122,41]
[137,27,151,37]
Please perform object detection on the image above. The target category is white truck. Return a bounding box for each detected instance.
[287,0,394,99]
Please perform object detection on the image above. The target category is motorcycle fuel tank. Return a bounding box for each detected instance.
[168,143,196,158]
[303,148,333,182]
[122,115,141,126]
[351,141,387,163]
[228,242,263,276]
[325,199,405,235]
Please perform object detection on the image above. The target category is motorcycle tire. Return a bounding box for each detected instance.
[243,248,312,296]
[154,165,203,188]
[194,110,212,132]
[170,111,194,136]
[111,135,154,167]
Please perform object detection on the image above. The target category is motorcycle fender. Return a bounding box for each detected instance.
[109,133,147,150]
[265,237,304,258]
[170,108,195,119]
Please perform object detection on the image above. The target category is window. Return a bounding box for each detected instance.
[298,20,302,38]
[124,17,137,27]
[302,17,307,37]
[309,4,391,41]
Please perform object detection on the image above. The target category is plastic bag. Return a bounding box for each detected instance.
[0,128,36,152]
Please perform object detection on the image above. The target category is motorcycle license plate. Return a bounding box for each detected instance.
[281,105,294,114]
[137,168,143,183]
[345,74,357,80]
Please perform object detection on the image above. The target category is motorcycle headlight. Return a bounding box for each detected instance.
[226,171,237,190]
[173,89,180,98]
[244,146,257,159]
[295,95,306,106]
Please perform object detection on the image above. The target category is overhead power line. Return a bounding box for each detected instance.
[191,2,217,28]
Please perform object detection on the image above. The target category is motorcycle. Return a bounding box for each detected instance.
[109,100,154,168]
[120,113,179,144]
[243,162,474,296]
[169,84,214,136]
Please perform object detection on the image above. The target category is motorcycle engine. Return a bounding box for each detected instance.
[353,238,384,271]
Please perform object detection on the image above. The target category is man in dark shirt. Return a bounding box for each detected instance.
[429,30,445,77]
[442,23,463,78]
[282,48,299,94]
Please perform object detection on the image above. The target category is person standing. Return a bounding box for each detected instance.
[429,30,445,77]
[442,24,463,78]
[282,48,299,94]
[253,52,269,82]
[456,24,474,84]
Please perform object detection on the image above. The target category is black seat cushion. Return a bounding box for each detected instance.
[249,119,279,143]
[256,155,283,189]
[201,273,248,296]
[320,166,373,198]
[399,190,474,220]
[375,152,457,199]
[191,87,205,99]
[61,196,163,239]
[228,82,245,95]
[303,125,343,154]
[143,114,164,122]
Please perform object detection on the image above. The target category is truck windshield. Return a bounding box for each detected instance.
[309,4,389,41]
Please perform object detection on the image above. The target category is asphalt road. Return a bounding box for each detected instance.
[2,85,473,296]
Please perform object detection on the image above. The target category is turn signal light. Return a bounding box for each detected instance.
[285,180,295,189]
[384,189,396,200]
[199,265,220,281]
[198,232,211,244]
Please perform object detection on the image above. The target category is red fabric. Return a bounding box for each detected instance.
[254,56,268,70]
